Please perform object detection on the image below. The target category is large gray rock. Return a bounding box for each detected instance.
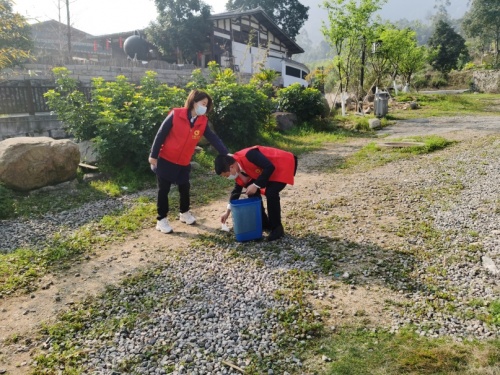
[272,112,298,132]
[0,137,80,191]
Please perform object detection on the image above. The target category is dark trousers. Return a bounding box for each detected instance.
[264,181,286,229]
[156,174,190,221]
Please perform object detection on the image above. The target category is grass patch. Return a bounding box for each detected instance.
[259,125,365,156]
[0,184,15,219]
[390,93,500,119]
[340,136,453,172]
[33,267,172,374]
[7,167,157,220]
[0,196,156,296]
[315,327,500,375]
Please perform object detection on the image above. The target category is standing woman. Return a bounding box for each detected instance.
[149,89,228,234]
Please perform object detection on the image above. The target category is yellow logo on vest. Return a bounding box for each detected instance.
[255,168,262,174]
[192,130,201,139]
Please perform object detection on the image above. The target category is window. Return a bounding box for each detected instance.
[285,66,301,78]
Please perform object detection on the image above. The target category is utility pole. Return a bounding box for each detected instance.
[66,0,71,60]
[57,0,63,58]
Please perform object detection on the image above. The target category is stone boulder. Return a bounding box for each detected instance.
[0,137,80,191]
[272,112,298,132]
[369,118,382,129]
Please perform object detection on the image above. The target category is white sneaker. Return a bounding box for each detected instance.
[156,218,173,233]
[179,211,196,225]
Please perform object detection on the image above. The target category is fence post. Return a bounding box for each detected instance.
[25,80,36,115]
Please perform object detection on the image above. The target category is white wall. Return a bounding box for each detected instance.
[232,41,309,87]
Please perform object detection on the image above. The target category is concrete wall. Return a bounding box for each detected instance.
[8,63,195,85]
[5,63,251,86]
[473,70,500,94]
[0,114,67,141]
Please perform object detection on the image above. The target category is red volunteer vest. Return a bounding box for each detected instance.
[158,108,208,166]
[233,146,295,185]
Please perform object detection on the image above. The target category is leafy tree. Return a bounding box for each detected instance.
[428,19,469,73]
[377,26,427,87]
[148,0,212,64]
[0,0,33,69]
[321,0,387,95]
[462,0,500,66]
[225,0,309,40]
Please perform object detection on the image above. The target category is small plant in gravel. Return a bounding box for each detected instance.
[488,300,500,327]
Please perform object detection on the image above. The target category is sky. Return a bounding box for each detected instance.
[12,0,227,35]
[12,0,469,37]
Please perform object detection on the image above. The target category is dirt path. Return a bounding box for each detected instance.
[1,116,499,374]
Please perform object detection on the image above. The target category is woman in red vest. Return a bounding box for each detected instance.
[149,89,228,234]
[214,146,297,241]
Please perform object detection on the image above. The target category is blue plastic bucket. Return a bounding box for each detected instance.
[230,197,263,242]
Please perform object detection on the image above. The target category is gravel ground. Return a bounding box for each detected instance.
[1,126,499,374]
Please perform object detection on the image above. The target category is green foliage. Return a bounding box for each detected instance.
[430,74,448,89]
[44,67,97,140]
[489,300,500,326]
[147,0,212,64]
[321,0,387,92]
[377,25,427,86]
[204,63,271,149]
[45,68,186,171]
[276,83,328,122]
[208,82,270,149]
[185,68,208,90]
[428,20,469,73]
[249,69,279,98]
[462,0,500,67]
[0,0,33,68]
[0,184,14,219]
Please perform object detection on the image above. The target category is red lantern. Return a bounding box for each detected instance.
[119,37,123,49]
[106,39,110,50]
[93,40,97,52]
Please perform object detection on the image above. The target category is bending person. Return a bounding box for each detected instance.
[214,146,297,241]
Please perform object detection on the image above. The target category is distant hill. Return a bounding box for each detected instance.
[299,0,469,46]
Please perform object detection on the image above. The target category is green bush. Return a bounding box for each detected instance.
[208,82,271,150]
[0,184,14,219]
[276,83,327,122]
[45,68,186,171]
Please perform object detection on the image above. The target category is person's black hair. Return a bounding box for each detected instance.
[214,154,235,175]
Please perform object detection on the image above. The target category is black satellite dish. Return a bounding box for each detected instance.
[123,31,150,61]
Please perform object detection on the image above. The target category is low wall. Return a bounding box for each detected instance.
[0,114,67,141]
[473,70,500,94]
[4,63,194,85]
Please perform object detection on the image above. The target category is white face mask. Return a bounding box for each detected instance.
[195,103,207,116]
[227,173,238,180]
